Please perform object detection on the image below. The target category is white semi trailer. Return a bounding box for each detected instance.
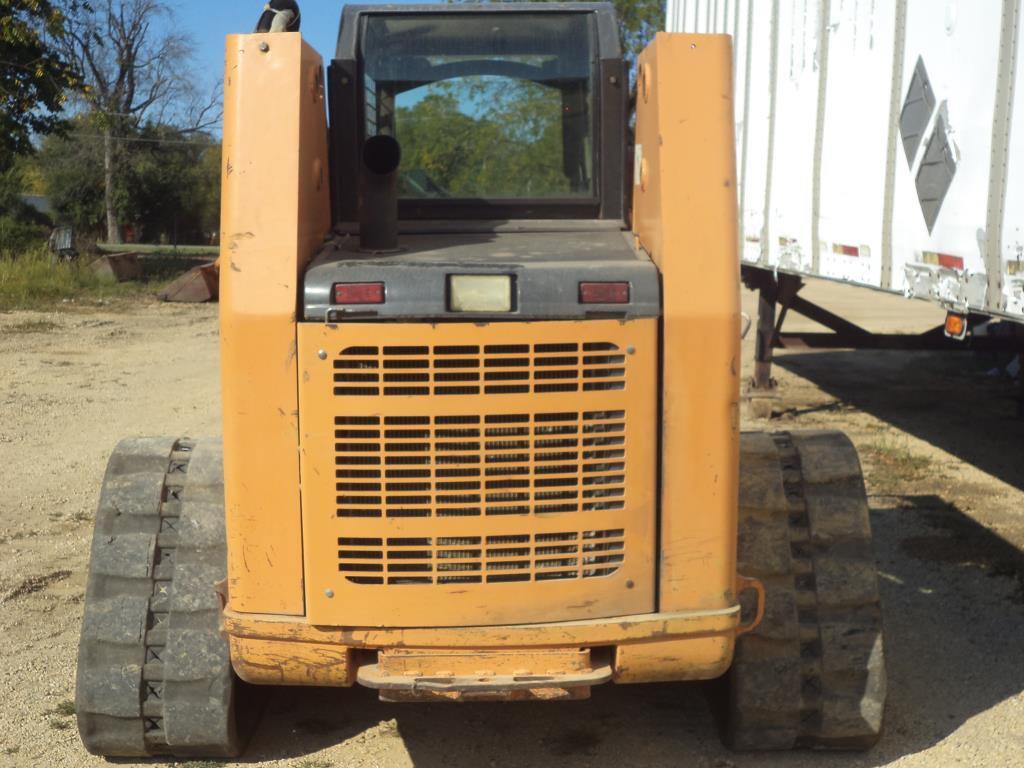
[666,0,1024,322]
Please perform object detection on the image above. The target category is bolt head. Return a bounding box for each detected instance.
[259,41,270,53]
[317,349,328,360]
[325,588,334,598]
[626,346,636,355]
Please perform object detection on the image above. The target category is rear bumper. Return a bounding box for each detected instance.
[222,603,745,688]
[357,647,614,702]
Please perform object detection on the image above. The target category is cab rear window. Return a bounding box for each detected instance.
[360,13,596,201]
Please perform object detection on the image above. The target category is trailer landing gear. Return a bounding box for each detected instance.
[743,269,802,418]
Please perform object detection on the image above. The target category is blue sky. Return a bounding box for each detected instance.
[175,0,430,96]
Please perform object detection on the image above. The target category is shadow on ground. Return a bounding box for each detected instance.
[232,491,1024,767]
[775,349,1023,492]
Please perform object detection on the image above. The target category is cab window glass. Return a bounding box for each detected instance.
[361,14,595,200]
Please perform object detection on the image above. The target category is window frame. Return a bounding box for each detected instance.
[328,4,626,223]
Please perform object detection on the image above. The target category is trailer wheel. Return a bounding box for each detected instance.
[76,437,252,758]
[729,431,886,750]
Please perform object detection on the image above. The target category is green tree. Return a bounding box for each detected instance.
[38,119,221,243]
[59,0,219,242]
[607,0,663,65]
[121,125,219,243]
[37,116,109,233]
[421,0,662,198]
[0,163,50,255]
[0,0,82,170]
[395,76,588,199]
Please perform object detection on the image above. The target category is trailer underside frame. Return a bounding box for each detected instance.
[741,266,1024,418]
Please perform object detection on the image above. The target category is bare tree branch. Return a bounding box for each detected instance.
[56,0,216,242]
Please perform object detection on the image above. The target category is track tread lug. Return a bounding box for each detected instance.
[76,437,245,759]
[729,431,886,752]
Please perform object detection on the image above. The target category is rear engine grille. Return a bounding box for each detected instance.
[301,319,658,624]
[333,342,626,396]
[338,528,625,585]
[335,411,626,518]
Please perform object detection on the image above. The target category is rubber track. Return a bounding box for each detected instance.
[76,437,239,758]
[142,438,191,753]
[730,430,886,751]
[774,434,827,743]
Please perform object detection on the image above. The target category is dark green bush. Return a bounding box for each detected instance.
[0,215,46,258]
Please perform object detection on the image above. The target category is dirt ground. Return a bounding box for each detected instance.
[1,280,1022,767]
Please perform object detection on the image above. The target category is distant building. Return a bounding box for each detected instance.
[20,194,53,220]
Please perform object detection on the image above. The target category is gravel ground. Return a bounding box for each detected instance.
[0,281,1022,767]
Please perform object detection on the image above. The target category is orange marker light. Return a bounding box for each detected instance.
[944,312,967,340]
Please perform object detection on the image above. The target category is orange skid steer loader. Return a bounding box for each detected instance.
[75,3,885,757]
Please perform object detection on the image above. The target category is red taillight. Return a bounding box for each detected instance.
[922,251,965,270]
[937,253,965,270]
[579,282,630,304]
[333,282,384,304]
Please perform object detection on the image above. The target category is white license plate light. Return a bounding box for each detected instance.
[448,274,514,313]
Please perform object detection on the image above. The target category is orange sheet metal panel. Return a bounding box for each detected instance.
[230,637,355,686]
[632,34,741,612]
[296,320,658,627]
[613,636,732,683]
[220,34,331,614]
[222,604,740,648]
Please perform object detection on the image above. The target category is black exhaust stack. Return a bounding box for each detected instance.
[359,135,401,252]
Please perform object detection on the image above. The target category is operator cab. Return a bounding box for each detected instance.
[303,2,654,322]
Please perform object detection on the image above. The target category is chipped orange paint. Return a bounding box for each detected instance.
[230,636,354,686]
[220,34,331,615]
[222,605,740,648]
[377,647,593,676]
[224,604,741,686]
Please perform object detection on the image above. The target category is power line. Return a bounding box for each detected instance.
[67,132,220,147]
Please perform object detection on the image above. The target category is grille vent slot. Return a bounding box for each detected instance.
[335,411,627,519]
[333,342,626,396]
[338,528,625,585]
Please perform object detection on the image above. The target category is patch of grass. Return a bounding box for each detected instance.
[862,437,932,488]
[4,745,20,755]
[178,761,226,768]
[6,317,60,333]
[42,699,76,734]
[296,760,333,768]
[0,247,204,310]
[45,700,76,717]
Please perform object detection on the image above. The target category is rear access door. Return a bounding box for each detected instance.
[297,319,658,627]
